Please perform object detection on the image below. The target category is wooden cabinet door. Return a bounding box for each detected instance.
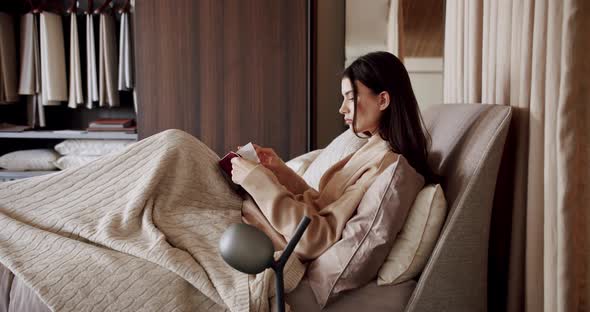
[135,0,310,159]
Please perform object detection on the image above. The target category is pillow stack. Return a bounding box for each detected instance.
[53,139,134,170]
[293,129,449,307]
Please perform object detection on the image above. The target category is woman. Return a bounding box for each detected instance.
[233,51,436,261]
[0,51,434,311]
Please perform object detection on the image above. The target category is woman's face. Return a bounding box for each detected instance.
[340,78,389,134]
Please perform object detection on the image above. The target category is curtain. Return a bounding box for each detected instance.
[386,0,403,60]
[444,0,590,311]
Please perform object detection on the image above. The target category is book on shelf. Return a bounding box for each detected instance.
[88,118,135,129]
[86,126,137,133]
[0,123,30,132]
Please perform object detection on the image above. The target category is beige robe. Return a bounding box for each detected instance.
[242,134,397,261]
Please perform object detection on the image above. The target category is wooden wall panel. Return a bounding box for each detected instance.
[135,0,308,159]
[402,0,445,57]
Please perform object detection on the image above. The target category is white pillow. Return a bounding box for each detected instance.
[285,149,323,176]
[377,184,447,285]
[302,129,367,189]
[53,155,100,170]
[54,139,134,156]
[0,149,59,171]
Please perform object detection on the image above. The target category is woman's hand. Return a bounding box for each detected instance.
[231,157,259,185]
[252,144,286,172]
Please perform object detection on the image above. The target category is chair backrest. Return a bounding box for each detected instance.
[405,104,512,312]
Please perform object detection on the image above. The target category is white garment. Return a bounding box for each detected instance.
[99,13,119,107]
[18,14,45,127]
[68,14,83,108]
[118,12,134,92]
[86,14,98,108]
[39,12,67,106]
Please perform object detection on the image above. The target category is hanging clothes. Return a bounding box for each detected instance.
[18,13,44,127]
[98,13,119,107]
[39,12,67,106]
[0,12,19,104]
[68,14,83,108]
[118,12,134,92]
[86,14,98,109]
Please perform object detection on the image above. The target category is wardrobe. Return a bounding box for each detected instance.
[134,0,313,159]
[0,0,317,173]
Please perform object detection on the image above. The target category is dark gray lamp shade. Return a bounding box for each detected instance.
[218,223,275,275]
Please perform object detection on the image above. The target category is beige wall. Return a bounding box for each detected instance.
[315,0,346,148]
[405,57,443,109]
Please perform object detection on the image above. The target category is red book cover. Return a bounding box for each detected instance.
[89,119,135,128]
[219,151,241,179]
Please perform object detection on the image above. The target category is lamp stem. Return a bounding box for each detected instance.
[271,216,310,312]
[274,266,285,312]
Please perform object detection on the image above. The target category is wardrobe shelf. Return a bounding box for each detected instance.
[0,131,138,140]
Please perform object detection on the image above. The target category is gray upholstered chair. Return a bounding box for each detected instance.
[286,103,512,312]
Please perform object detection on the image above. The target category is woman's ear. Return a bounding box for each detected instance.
[378,91,390,111]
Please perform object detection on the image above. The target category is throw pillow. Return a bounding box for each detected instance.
[54,155,100,170]
[285,149,323,176]
[306,155,425,307]
[377,184,447,285]
[0,149,59,171]
[54,139,134,156]
[302,129,367,189]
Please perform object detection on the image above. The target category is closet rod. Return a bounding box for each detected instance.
[27,0,64,14]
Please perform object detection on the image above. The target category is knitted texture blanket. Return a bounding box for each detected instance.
[0,129,304,311]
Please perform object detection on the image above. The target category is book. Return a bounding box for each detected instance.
[218,143,260,187]
[87,126,137,133]
[0,123,30,132]
[88,118,134,128]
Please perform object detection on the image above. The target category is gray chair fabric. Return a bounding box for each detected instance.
[405,104,512,312]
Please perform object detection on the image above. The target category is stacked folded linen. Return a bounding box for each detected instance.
[53,139,134,170]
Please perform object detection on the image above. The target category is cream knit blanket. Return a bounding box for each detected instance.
[0,130,304,311]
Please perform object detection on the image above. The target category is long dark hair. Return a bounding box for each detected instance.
[343,51,437,183]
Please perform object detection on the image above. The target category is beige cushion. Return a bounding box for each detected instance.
[377,184,447,285]
[302,129,367,189]
[0,149,59,171]
[53,155,100,170]
[54,139,133,156]
[285,149,323,175]
[306,155,425,308]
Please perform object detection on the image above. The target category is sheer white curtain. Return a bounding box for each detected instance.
[444,0,590,311]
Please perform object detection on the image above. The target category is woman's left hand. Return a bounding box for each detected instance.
[231,156,259,185]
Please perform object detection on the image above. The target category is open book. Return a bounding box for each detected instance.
[218,142,260,188]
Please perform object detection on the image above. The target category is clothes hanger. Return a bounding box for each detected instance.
[29,0,63,15]
[85,0,93,15]
[28,0,42,14]
[67,0,77,15]
[118,0,130,14]
[94,0,112,14]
